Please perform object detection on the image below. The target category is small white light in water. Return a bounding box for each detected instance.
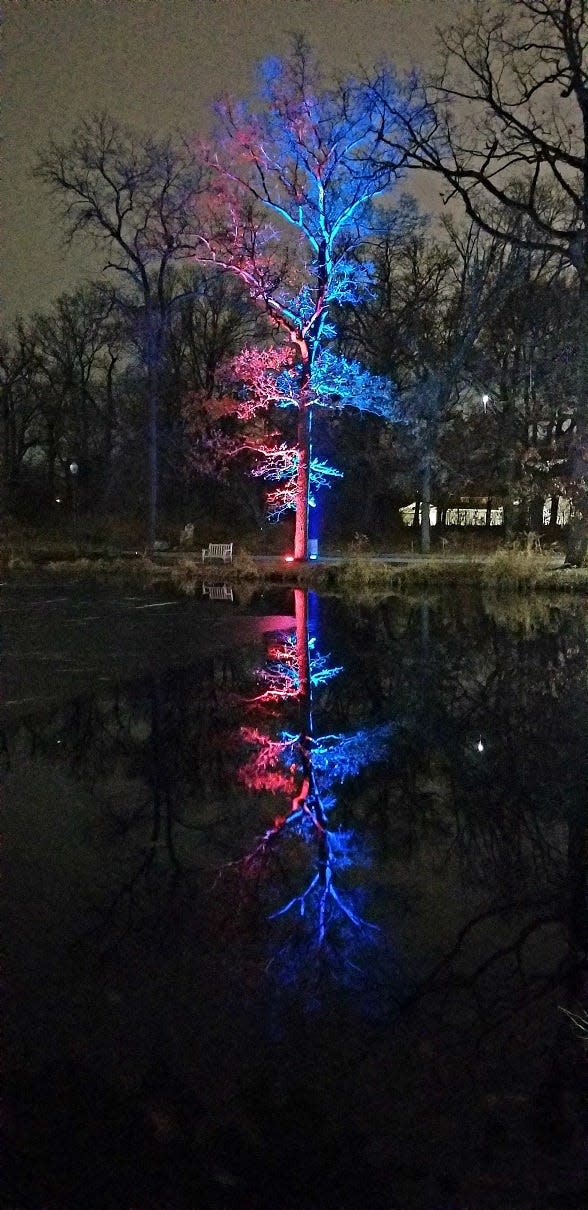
[476,737,484,753]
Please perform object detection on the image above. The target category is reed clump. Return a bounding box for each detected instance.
[396,556,477,589]
[336,556,399,591]
[481,593,555,633]
[481,545,548,589]
[6,552,34,571]
[169,558,201,594]
[45,555,164,578]
[232,548,260,578]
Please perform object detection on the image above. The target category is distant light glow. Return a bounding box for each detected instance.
[477,737,485,752]
[284,555,294,562]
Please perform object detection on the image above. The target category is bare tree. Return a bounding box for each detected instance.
[368,0,588,561]
[342,219,520,550]
[166,268,261,400]
[0,327,44,513]
[29,284,123,508]
[35,114,207,549]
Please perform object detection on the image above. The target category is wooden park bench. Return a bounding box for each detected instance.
[201,541,233,564]
[202,584,234,601]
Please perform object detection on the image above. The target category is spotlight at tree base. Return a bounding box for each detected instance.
[284,555,295,562]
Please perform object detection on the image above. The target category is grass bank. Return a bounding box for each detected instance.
[12,543,588,596]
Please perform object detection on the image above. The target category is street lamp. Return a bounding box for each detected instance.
[69,461,79,552]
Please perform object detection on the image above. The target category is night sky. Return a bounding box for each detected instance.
[4,0,456,322]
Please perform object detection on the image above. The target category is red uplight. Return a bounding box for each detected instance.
[284,555,294,562]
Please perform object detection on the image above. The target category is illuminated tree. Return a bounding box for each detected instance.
[209,343,345,527]
[196,39,413,557]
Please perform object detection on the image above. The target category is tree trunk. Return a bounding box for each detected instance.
[565,249,588,564]
[529,495,544,533]
[294,365,311,561]
[0,397,10,535]
[420,456,431,554]
[145,307,161,555]
[101,355,116,509]
[147,357,158,554]
[503,473,517,542]
[46,421,57,504]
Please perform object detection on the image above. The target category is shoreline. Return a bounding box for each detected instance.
[5,546,588,594]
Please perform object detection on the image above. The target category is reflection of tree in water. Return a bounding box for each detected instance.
[8,591,587,1022]
[234,588,393,994]
[331,593,588,1042]
[9,651,259,952]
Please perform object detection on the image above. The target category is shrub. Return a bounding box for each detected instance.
[233,547,260,578]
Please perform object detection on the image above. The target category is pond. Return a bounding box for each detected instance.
[3,578,588,1209]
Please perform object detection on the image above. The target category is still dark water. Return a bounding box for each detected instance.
[3,579,588,1209]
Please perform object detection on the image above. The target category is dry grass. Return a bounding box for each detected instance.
[336,556,399,591]
[5,553,35,571]
[7,537,588,597]
[544,565,588,591]
[44,555,166,580]
[394,557,471,589]
[481,593,556,633]
[480,545,547,589]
